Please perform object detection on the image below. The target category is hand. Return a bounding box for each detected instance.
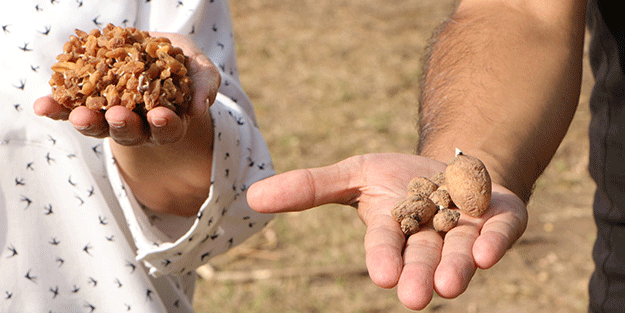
[34,32,222,217]
[34,32,221,146]
[247,153,527,310]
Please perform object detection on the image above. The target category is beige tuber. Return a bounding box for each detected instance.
[391,148,492,236]
[445,149,492,218]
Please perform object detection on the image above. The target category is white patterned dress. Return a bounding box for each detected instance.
[0,0,274,312]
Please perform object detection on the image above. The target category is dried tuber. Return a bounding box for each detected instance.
[49,24,192,116]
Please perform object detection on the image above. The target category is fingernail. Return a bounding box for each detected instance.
[108,120,126,129]
[74,124,92,131]
[151,117,168,127]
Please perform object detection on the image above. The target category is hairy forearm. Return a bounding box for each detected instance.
[417,0,587,202]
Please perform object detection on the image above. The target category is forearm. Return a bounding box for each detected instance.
[110,114,214,217]
[417,0,587,202]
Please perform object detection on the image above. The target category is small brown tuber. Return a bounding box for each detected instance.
[391,194,437,225]
[433,208,461,232]
[400,218,420,236]
[391,149,492,236]
[429,186,454,209]
[429,172,446,186]
[49,24,192,116]
[445,149,492,218]
[407,177,438,197]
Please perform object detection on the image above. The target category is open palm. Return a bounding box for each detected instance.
[247,153,527,310]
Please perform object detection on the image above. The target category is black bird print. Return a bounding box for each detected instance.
[125,260,137,274]
[83,243,93,255]
[200,234,211,243]
[87,277,97,287]
[92,144,102,156]
[31,65,39,72]
[44,204,53,215]
[49,286,59,299]
[5,291,12,299]
[46,152,55,164]
[14,79,25,90]
[25,269,37,283]
[7,245,18,258]
[19,43,33,51]
[15,178,25,186]
[39,25,51,35]
[20,195,32,209]
[92,15,102,27]
[49,237,60,245]
[2,24,9,33]
[56,257,65,267]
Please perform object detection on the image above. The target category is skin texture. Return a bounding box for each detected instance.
[249,0,587,310]
[34,32,221,217]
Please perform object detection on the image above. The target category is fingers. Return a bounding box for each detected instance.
[397,229,443,311]
[472,186,528,269]
[431,185,527,300]
[151,31,221,117]
[247,160,360,213]
[433,220,479,298]
[33,95,71,120]
[188,53,221,116]
[363,212,405,288]
[69,106,109,138]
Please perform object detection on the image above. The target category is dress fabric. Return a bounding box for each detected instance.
[0,0,274,312]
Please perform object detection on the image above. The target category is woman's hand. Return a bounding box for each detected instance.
[34,32,222,217]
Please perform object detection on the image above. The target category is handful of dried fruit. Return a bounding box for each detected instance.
[49,24,192,115]
[392,149,492,236]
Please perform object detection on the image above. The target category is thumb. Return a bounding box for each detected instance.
[247,160,361,213]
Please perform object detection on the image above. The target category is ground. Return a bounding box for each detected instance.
[193,1,597,312]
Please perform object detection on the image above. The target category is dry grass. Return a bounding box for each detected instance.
[193,1,597,312]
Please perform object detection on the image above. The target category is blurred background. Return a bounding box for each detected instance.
[193,0,596,312]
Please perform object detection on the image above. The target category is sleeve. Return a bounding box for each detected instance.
[104,93,275,277]
[102,0,275,277]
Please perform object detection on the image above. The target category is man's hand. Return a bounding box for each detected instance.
[247,153,527,310]
[34,32,221,217]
